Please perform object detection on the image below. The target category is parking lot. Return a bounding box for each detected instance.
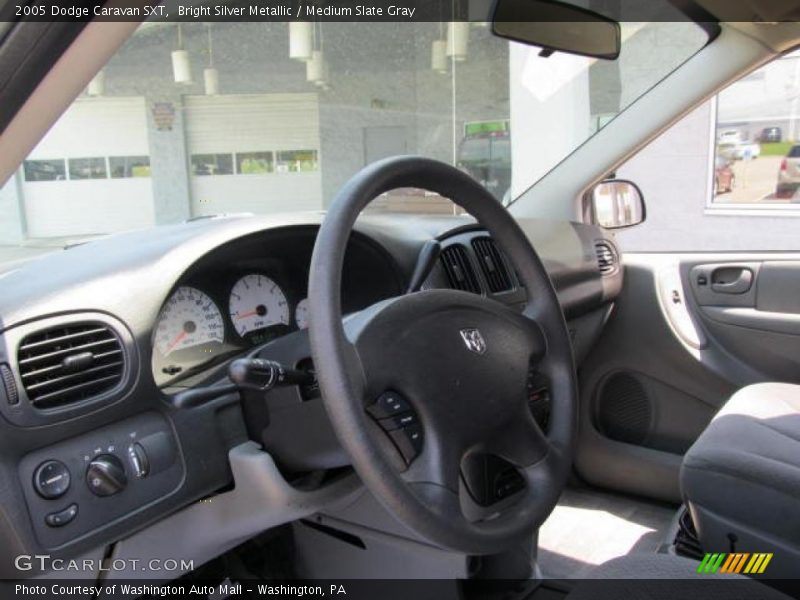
[716,156,789,203]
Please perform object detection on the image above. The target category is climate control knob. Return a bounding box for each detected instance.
[86,454,127,497]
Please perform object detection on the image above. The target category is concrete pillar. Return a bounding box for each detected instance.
[509,44,591,198]
[145,95,193,224]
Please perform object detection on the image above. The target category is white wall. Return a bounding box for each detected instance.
[191,173,322,216]
[24,179,155,237]
[29,97,149,158]
[23,97,155,237]
[0,175,24,243]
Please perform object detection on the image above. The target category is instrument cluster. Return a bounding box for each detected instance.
[149,227,404,389]
[151,272,311,388]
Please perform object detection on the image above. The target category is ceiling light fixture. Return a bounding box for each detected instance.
[446,21,469,61]
[204,24,219,95]
[432,39,448,73]
[431,22,448,73]
[306,22,329,88]
[171,24,193,84]
[289,22,313,61]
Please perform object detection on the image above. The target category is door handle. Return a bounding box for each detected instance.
[711,267,753,294]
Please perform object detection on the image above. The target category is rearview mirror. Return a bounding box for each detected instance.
[589,179,645,229]
[492,0,621,60]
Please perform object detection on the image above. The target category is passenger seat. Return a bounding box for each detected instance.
[680,382,800,579]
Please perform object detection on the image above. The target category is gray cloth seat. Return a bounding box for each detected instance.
[680,382,800,579]
[566,554,793,599]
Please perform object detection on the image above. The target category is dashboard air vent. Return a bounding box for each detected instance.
[595,241,619,276]
[472,237,513,293]
[440,245,481,294]
[17,323,125,409]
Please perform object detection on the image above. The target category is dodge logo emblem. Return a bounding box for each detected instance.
[460,328,487,355]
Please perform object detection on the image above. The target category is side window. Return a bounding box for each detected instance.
[711,50,800,206]
[613,50,800,252]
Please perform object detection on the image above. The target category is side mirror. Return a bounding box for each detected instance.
[589,179,645,229]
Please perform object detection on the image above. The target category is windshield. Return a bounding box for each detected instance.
[0,19,707,264]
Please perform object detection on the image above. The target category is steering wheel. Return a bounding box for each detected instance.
[308,157,577,554]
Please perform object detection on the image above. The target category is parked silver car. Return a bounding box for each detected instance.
[776,144,800,199]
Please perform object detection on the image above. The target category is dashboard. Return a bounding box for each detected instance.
[0,213,621,578]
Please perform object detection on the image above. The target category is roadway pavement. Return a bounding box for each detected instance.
[717,156,794,204]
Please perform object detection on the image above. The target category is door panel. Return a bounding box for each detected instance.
[685,258,800,383]
[576,253,800,503]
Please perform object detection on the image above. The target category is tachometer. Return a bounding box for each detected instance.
[229,273,290,337]
[155,286,225,356]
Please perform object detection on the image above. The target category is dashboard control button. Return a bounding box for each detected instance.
[33,460,71,499]
[494,471,525,500]
[1,363,19,405]
[128,443,150,478]
[367,392,412,419]
[135,431,176,476]
[45,503,78,527]
[389,424,424,464]
[378,411,418,431]
[86,454,127,497]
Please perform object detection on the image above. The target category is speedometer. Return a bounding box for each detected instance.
[154,286,225,356]
[229,273,290,338]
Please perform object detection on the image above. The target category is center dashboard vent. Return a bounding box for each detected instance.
[17,323,125,410]
[595,240,619,276]
[440,245,481,294]
[472,237,513,293]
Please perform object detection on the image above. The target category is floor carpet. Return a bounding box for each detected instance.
[537,486,678,579]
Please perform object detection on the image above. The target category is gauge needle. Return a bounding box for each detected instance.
[236,310,258,320]
[166,330,188,354]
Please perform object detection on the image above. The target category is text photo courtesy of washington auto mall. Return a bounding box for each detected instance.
[2,0,800,599]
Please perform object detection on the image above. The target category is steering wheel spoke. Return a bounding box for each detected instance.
[488,407,551,469]
[400,423,465,492]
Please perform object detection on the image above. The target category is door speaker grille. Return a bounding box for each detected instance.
[596,372,652,445]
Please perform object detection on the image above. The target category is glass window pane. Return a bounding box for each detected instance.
[23,159,66,182]
[109,156,151,178]
[276,150,318,173]
[68,157,107,180]
[191,154,233,176]
[236,152,274,174]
